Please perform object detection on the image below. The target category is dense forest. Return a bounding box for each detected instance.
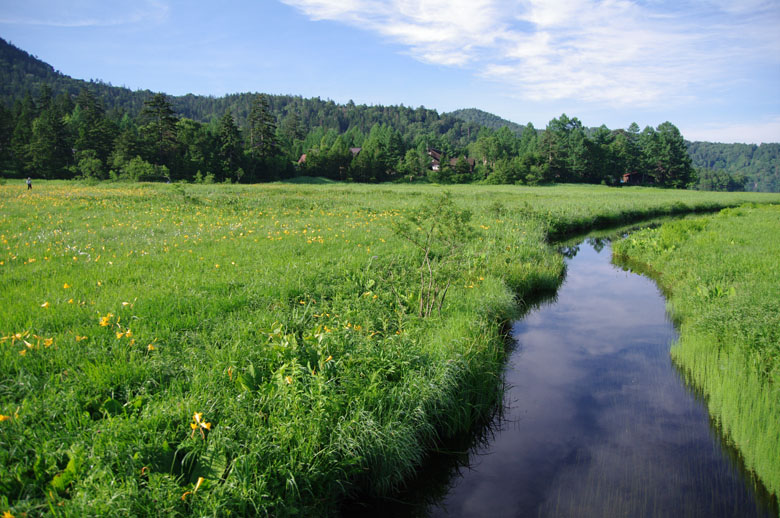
[447,108,528,136]
[686,141,780,192]
[1,37,776,190]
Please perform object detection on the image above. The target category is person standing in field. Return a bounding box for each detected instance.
[26,177,32,190]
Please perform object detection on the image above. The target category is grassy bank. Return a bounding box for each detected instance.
[613,204,780,498]
[1,181,778,516]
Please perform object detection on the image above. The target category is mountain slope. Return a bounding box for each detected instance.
[446,108,528,135]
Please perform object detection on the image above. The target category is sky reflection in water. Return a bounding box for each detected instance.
[430,240,775,518]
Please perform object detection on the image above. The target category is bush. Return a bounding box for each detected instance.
[120,156,169,182]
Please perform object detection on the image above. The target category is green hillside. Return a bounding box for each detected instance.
[1,37,778,191]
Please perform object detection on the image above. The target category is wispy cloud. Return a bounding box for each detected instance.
[682,117,780,144]
[0,0,168,28]
[280,0,780,106]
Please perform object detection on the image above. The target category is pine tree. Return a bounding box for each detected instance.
[0,104,13,172]
[218,110,242,181]
[140,93,178,167]
[656,121,695,188]
[71,88,116,167]
[30,101,70,178]
[247,94,277,160]
[10,94,35,175]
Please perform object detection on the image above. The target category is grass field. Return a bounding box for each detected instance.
[1,181,778,517]
[613,204,780,499]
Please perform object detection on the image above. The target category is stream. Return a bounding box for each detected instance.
[424,237,777,517]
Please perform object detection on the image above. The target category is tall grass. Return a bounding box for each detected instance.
[613,205,780,498]
[1,180,778,516]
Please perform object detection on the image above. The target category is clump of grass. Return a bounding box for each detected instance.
[613,204,780,497]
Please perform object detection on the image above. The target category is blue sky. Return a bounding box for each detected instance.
[1,0,779,143]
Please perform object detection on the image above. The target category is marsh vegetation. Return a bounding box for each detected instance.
[1,181,778,516]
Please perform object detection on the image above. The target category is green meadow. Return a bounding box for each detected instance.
[613,204,780,497]
[1,181,778,516]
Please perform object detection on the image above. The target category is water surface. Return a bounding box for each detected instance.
[428,238,776,517]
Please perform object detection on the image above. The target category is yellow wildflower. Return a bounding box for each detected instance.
[40,301,50,308]
[194,477,205,492]
[0,414,10,422]
[43,338,53,347]
[75,335,87,342]
[63,283,70,289]
[190,412,212,439]
[285,376,293,384]
[67,298,74,304]
[147,344,155,351]
[116,331,124,339]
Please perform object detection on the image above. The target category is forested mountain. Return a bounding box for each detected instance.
[1,36,775,191]
[447,108,527,135]
[0,37,480,147]
[687,141,780,192]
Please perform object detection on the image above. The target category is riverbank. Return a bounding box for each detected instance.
[1,182,778,516]
[613,204,780,499]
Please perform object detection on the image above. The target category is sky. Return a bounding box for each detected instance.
[1,0,779,144]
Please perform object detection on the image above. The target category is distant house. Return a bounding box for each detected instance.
[349,147,362,157]
[427,148,443,171]
[621,172,640,184]
[297,154,307,165]
[450,157,476,171]
[426,148,475,172]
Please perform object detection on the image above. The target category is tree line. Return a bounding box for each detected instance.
[0,84,698,187]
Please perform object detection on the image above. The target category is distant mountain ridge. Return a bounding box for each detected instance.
[1,37,778,191]
[445,108,528,135]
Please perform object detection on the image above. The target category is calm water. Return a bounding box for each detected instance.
[426,239,777,518]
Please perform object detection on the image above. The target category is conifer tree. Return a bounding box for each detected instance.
[10,94,35,175]
[247,94,277,160]
[218,110,242,181]
[140,93,178,167]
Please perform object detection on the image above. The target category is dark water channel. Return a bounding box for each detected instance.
[421,238,777,518]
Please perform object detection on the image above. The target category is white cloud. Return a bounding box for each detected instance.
[280,0,780,107]
[0,0,168,27]
[283,0,508,66]
[682,117,780,144]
